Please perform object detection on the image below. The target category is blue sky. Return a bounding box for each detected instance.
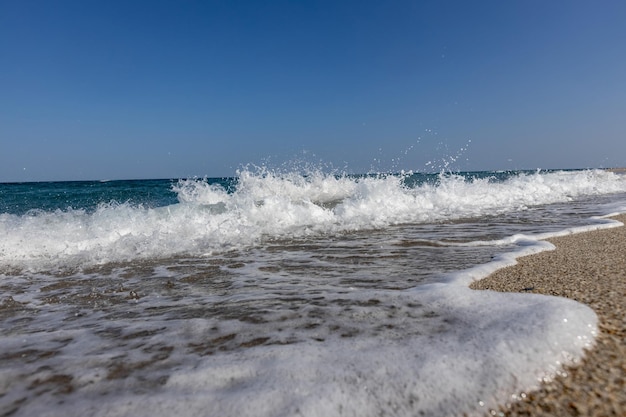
[2,1,625,181]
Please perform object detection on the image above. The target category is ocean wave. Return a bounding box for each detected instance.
[1,169,625,271]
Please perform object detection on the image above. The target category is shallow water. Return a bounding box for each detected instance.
[1,169,626,416]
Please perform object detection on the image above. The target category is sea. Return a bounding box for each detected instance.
[1,168,626,416]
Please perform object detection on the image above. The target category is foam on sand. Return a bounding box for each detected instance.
[471,213,626,415]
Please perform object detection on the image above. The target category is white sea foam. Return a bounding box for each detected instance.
[1,239,599,417]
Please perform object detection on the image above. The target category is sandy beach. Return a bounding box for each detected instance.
[471,213,626,416]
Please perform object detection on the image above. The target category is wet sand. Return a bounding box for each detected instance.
[470,213,626,416]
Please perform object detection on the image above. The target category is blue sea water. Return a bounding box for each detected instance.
[1,168,626,416]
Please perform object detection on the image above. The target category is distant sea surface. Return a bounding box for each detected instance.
[2,169,626,416]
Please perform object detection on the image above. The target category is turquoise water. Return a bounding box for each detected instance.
[1,178,184,215]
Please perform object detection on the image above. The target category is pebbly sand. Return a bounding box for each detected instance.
[470,213,626,416]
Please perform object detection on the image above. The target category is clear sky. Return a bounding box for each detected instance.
[2,0,625,182]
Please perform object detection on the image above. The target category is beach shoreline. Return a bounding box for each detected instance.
[470,213,626,416]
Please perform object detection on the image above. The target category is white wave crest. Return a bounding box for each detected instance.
[1,169,625,270]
